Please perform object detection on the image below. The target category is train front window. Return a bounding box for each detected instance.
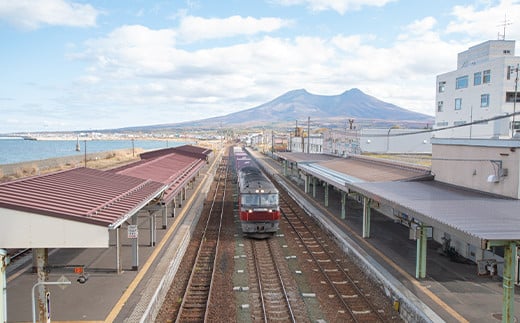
[241,194,259,206]
[241,194,277,207]
[260,194,278,206]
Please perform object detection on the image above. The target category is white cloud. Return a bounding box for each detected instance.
[274,0,395,14]
[400,16,438,38]
[0,0,99,30]
[177,15,291,43]
[82,25,178,75]
[70,18,453,120]
[446,0,520,41]
[63,0,520,130]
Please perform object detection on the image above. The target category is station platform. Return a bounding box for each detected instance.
[4,153,217,323]
[257,151,520,323]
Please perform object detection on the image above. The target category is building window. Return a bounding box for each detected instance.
[438,81,446,93]
[474,72,482,85]
[481,94,489,107]
[454,121,466,126]
[506,92,520,103]
[436,121,448,127]
[483,69,491,83]
[455,98,462,110]
[456,76,468,89]
[437,101,444,112]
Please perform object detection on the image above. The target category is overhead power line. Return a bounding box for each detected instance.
[359,111,520,138]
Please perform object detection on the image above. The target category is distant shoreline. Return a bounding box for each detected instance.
[0,148,141,182]
[1,136,189,141]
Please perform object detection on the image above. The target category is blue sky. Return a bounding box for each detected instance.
[1,0,519,133]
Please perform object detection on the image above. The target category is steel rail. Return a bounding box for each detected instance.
[250,239,297,323]
[203,160,229,322]
[176,159,228,322]
[279,195,386,323]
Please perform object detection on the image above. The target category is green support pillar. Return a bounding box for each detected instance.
[503,242,517,323]
[324,183,329,207]
[341,191,346,219]
[362,197,371,238]
[283,160,287,176]
[305,174,310,193]
[415,225,427,279]
[312,177,317,198]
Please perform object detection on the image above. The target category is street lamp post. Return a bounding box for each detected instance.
[1,249,8,323]
[32,280,71,323]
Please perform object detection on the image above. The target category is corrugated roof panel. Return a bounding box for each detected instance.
[274,152,339,163]
[354,181,520,242]
[111,151,206,204]
[0,167,165,226]
[140,145,212,160]
[317,158,430,182]
[113,153,198,183]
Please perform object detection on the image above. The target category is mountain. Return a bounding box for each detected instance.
[121,88,434,131]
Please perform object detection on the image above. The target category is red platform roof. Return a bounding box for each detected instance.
[0,167,166,227]
[110,148,206,204]
[140,144,212,161]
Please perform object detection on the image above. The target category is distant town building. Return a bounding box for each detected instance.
[289,134,323,153]
[435,40,520,139]
[288,128,431,155]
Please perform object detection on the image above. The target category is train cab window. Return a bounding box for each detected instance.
[242,194,259,206]
[260,194,278,206]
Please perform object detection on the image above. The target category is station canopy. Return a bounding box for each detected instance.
[354,180,520,247]
[0,167,166,248]
[110,145,209,204]
[0,145,212,249]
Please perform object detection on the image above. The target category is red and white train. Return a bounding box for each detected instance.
[233,146,280,238]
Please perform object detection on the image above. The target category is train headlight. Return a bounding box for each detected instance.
[268,209,272,213]
[248,209,253,213]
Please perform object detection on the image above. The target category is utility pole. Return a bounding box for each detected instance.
[307,116,310,154]
[271,130,274,154]
[512,64,519,137]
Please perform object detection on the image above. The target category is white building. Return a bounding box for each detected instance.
[289,134,323,153]
[322,128,431,155]
[435,40,520,139]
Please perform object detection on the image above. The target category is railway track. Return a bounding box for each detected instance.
[279,193,388,322]
[176,158,229,322]
[158,148,400,322]
[246,238,306,322]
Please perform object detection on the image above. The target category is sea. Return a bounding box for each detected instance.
[0,138,188,165]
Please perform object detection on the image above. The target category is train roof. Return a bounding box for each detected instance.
[238,166,278,194]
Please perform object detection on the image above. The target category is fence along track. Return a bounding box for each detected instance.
[176,158,228,322]
[279,194,387,323]
[249,238,297,322]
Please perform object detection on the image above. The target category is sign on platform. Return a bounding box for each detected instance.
[128,225,138,239]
